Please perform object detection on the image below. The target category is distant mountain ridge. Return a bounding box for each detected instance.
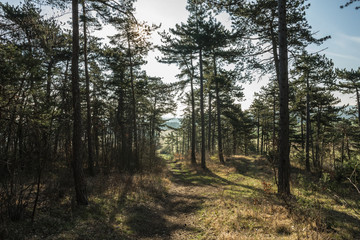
[163,118,181,129]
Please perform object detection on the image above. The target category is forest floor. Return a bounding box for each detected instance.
[4,155,360,239]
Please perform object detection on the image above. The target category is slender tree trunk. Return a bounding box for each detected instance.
[300,114,304,150]
[346,135,351,162]
[315,107,321,171]
[190,75,196,165]
[82,0,94,176]
[261,125,264,155]
[257,110,260,154]
[208,90,212,154]
[213,56,224,164]
[149,98,157,161]
[71,0,88,205]
[311,125,315,168]
[232,131,237,155]
[341,132,345,163]
[356,87,360,126]
[117,74,126,169]
[277,0,290,195]
[270,13,280,80]
[200,48,206,169]
[46,61,53,103]
[305,73,311,172]
[332,139,336,170]
[270,12,280,161]
[127,32,139,170]
[272,85,276,158]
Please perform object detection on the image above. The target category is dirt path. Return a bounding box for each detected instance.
[120,156,360,240]
[131,158,225,240]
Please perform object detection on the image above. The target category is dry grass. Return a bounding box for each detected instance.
[2,154,360,240]
[177,155,359,240]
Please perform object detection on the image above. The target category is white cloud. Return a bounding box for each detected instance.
[325,51,360,61]
[340,33,360,44]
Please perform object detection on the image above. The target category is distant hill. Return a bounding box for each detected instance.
[163,118,181,129]
[339,105,356,119]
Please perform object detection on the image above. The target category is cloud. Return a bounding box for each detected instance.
[339,33,360,44]
[325,51,360,61]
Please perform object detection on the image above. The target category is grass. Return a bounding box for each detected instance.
[1,154,360,239]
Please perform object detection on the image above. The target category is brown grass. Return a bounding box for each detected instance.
[2,154,359,240]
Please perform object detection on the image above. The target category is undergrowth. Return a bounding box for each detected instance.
[1,155,359,239]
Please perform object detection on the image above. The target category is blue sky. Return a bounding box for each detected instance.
[306,0,360,70]
[134,0,360,110]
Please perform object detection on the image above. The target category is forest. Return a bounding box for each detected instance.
[0,0,360,239]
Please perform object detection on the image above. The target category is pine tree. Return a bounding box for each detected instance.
[71,0,88,205]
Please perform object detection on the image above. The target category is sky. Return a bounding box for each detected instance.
[3,0,360,114]
[132,0,360,113]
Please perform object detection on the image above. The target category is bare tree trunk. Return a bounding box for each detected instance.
[116,74,126,170]
[315,108,321,171]
[305,73,311,172]
[261,125,264,155]
[213,56,224,164]
[233,130,237,155]
[277,0,290,196]
[82,0,94,176]
[71,0,88,205]
[208,90,212,154]
[272,85,276,158]
[200,48,206,169]
[300,114,304,150]
[356,87,360,126]
[257,110,260,153]
[190,74,196,165]
[127,32,139,170]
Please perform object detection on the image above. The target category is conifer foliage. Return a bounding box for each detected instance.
[0,0,360,235]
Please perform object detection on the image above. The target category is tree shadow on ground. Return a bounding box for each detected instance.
[124,204,197,239]
[226,156,274,181]
[103,168,203,239]
[169,159,239,187]
[320,206,360,239]
[167,158,269,201]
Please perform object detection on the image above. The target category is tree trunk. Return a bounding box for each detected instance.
[117,73,126,170]
[261,125,264,155]
[341,132,345,163]
[200,48,206,169]
[82,0,94,176]
[257,110,260,154]
[213,56,224,164]
[305,73,311,172]
[315,107,321,171]
[127,31,139,170]
[46,61,53,103]
[277,0,290,196]
[233,130,237,155]
[149,98,157,162]
[300,114,304,150]
[356,87,360,126]
[208,90,212,154]
[71,0,88,205]
[272,85,276,158]
[270,14,279,160]
[190,73,196,165]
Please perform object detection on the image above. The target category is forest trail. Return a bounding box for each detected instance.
[145,157,228,239]
[111,155,278,240]
[130,155,360,240]
[119,157,227,240]
[6,155,360,240]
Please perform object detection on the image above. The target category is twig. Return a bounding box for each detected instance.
[348,162,360,194]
